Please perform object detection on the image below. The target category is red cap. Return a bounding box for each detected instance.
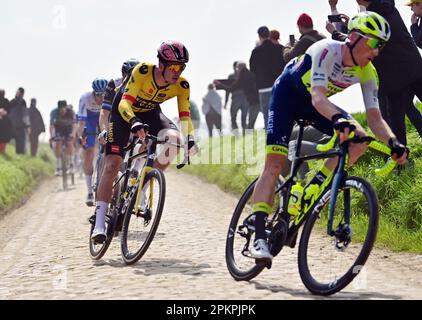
[297,13,313,28]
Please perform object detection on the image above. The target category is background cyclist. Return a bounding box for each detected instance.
[50,100,77,176]
[77,78,108,206]
[98,58,140,146]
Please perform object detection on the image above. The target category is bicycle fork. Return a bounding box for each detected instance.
[327,151,352,250]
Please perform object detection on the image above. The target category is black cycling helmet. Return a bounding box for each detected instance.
[58,100,67,109]
[122,58,140,76]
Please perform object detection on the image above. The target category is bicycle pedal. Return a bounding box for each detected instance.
[255,259,272,269]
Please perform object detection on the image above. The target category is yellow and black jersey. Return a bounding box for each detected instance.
[118,62,194,136]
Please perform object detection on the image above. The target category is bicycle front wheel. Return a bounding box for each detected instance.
[298,176,379,295]
[89,210,116,260]
[120,169,166,265]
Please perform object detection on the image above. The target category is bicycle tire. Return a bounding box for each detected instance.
[298,176,379,295]
[89,210,117,260]
[225,178,266,281]
[120,169,166,265]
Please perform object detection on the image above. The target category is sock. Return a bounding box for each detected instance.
[94,201,109,230]
[85,175,93,195]
[140,180,151,209]
[132,158,143,173]
[56,158,61,170]
[251,202,272,241]
[254,212,268,240]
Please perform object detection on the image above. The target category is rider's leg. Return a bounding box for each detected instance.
[54,140,62,174]
[249,153,288,260]
[83,147,95,203]
[302,123,368,208]
[94,154,123,233]
[66,140,75,169]
[252,153,288,239]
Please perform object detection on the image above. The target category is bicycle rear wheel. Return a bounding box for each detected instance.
[120,169,165,265]
[298,176,379,295]
[225,178,285,281]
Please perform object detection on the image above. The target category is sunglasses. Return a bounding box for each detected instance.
[94,92,105,97]
[358,33,386,50]
[167,64,186,73]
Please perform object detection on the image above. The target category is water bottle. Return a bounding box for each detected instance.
[288,183,304,216]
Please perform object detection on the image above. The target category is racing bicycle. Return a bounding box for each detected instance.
[225,119,398,295]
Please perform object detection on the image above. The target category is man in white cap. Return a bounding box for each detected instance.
[406,0,422,48]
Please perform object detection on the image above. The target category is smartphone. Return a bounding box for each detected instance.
[328,14,342,23]
[289,34,295,46]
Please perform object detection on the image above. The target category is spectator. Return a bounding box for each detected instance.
[406,0,422,48]
[215,62,260,132]
[327,0,349,34]
[227,61,248,133]
[270,29,281,45]
[202,84,222,137]
[215,61,248,133]
[353,0,422,145]
[0,90,13,154]
[9,87,30,155]
[250,26,286,129]
[28,98,45,156]
[283,13,326,63]
[189,100,201,131]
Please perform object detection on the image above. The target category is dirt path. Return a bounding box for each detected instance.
[0,171,421,300]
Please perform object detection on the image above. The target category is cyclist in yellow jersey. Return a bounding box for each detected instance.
[91,41,197,243]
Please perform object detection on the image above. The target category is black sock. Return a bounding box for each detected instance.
[254,212,267,240]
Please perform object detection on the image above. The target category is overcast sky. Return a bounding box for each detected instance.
[0,0,418,138]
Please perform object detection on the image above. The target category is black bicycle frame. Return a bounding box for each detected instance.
[273,122,350,246]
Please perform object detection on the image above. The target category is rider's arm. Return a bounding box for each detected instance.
[366,108,396,145]
[49,110,56,138]
[118,65,142,124]
[101,79,115,113]
[77,94,87,136]
[360,62,394,144]
[311,87,340,120]
[309,44,341,120]
[71,111,78,138]
[177,79,195,138]
[366,0,395,17]
[99,109,110,132]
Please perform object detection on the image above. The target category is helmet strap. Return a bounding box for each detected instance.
[158,59,170,85]
[346,36,362,66]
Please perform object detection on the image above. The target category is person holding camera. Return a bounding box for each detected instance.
[283,13,326,64]
[326,0,422,144]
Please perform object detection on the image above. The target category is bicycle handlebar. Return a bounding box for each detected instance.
[124,134,189,169]
[316,131,397,177]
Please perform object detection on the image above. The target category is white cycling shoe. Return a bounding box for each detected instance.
[91,228,106,244]
[250,239,273,261]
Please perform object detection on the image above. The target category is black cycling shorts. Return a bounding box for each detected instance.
[54,126,73,139]
[106,106,179,158]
